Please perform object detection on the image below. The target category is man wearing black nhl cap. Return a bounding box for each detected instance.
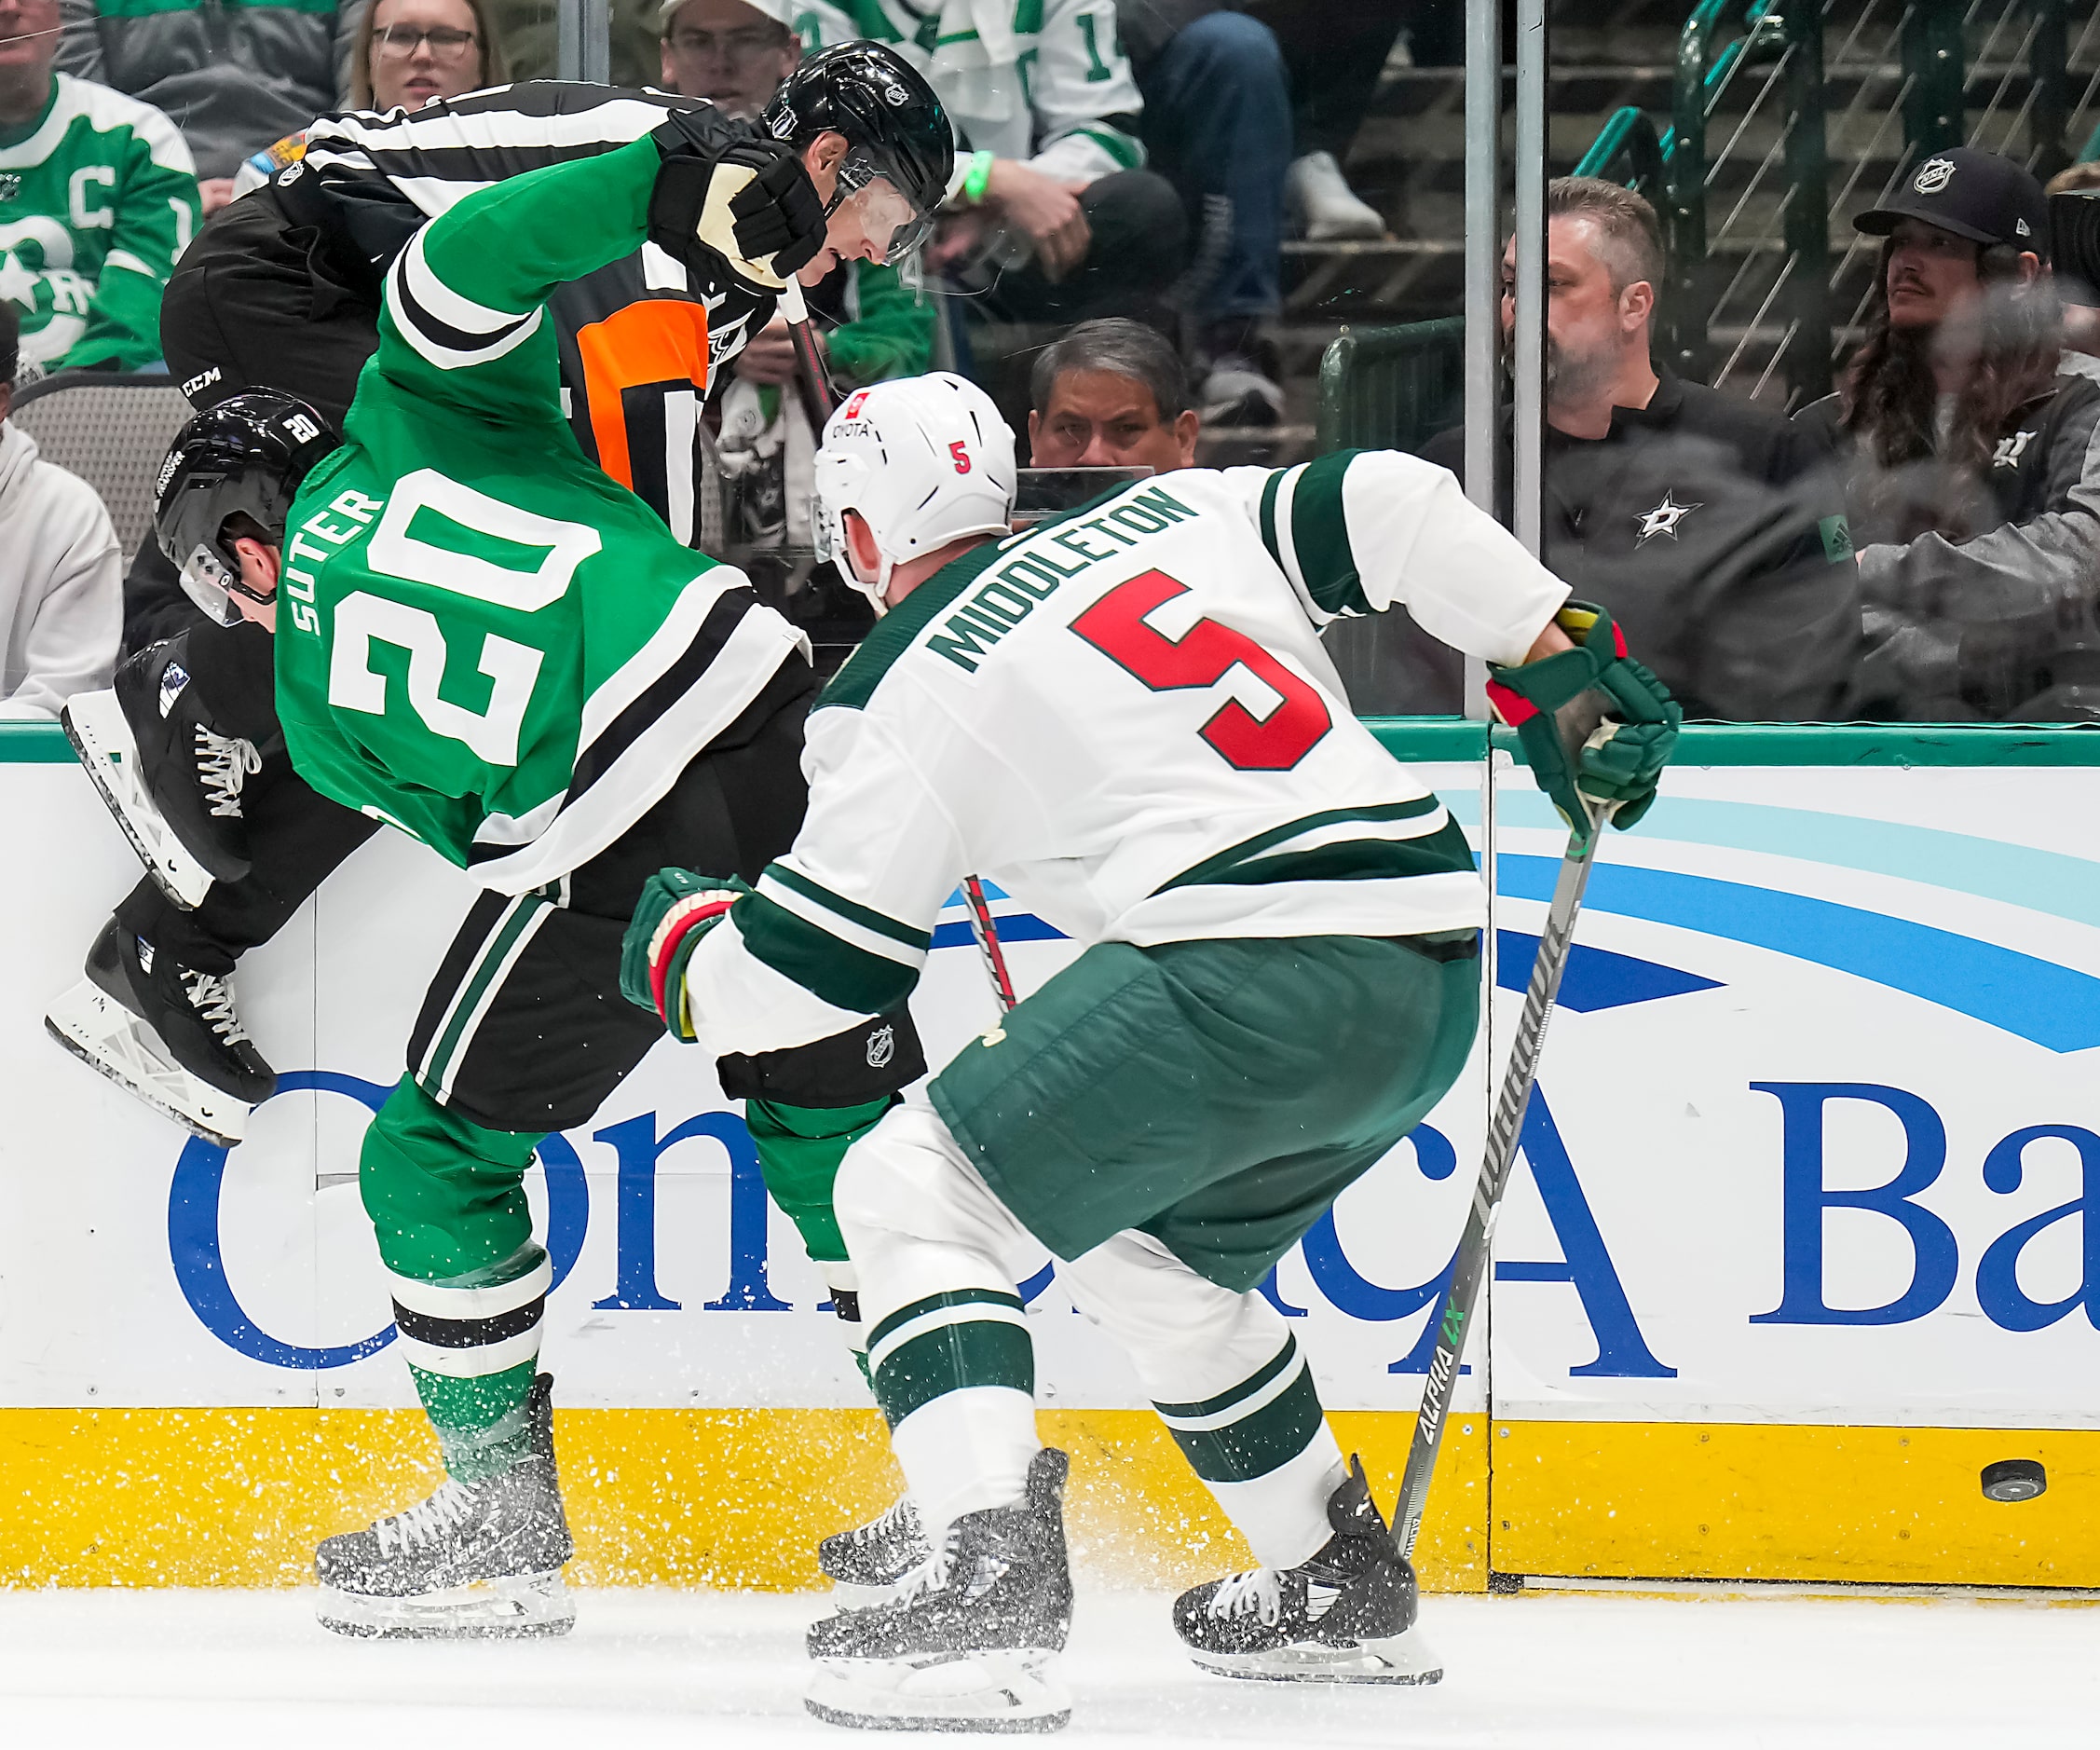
[1797,144,2100,720]
[1419,176,1860,721]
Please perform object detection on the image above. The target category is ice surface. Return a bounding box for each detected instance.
[0,1585,2092,1749]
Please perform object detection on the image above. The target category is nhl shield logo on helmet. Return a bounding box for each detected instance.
[1914,157,1956,195]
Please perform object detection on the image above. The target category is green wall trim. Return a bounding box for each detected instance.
[1363,718,2100,769]
[0,722,79,763]
[9,715,2100,769]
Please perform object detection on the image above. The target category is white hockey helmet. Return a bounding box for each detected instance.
[812,373,1017,612]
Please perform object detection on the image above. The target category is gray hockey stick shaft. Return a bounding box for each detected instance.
[1395,807,1602,1561]
[778,280,1019,1015]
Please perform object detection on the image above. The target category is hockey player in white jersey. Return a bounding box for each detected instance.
[623,374,1680,1730]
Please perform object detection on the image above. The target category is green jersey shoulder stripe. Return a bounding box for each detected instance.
[1259,451,1372,619]
[763,863,931,953]
[735,890,921,1017]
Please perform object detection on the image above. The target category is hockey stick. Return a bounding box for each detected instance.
[1394,800,1605,1562]
[777,280,1019,1017]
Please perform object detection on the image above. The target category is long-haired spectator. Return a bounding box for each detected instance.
[1798,146,2100,721]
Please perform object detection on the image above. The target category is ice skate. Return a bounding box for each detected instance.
[805,1447,1072,1733]
[1173,1456,1442,1685]
[61,685,216,909]
[45,920,272,1145]
[72,637,264,903]
[819,1492,933,1604]
[317,1373,575,1640]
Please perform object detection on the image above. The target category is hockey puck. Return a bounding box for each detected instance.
[1979,1458,2047,1503]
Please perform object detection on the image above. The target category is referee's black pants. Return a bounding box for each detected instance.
[115,186,384,978]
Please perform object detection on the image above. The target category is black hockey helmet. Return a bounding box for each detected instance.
[761,42,954,261]
[155,390,339,626]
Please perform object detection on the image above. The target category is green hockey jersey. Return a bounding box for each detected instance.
[0,74,200,373]
[274,136,807,894]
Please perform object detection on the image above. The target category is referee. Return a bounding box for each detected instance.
[48,65,951,1143]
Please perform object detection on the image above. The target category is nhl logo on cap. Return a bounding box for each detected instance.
[1914,157,1956,195]
[866,1023,895,1069]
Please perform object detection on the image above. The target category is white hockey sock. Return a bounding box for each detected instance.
[889,1385,1040,1539]
[1206,1430,1348,1571]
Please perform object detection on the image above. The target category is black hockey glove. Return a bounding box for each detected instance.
[648,115,827,289]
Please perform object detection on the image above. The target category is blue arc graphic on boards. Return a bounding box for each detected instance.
[1498,854,2100,1053]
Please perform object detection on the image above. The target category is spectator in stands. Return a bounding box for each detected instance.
[798,0,1186,421]
[2046,160,2100,380]
[0,0,200,376]
[349,0,505,110]
[1118,1,1403,425]
[0,304,121,714]
[659,0,934,548]
[1800,147,2100,721]
[56,0,354,215]
[230,0,504,195]
[1027,315,1197,471]
[1423,176,1860,721]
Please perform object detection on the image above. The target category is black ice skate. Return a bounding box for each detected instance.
[45,919,274,1145]
[819,1493,933,1603]
[806,1447,1073,1733]
[317,1373,575,1640]
[64,638,263,908]
[1172,1455,1442,1685]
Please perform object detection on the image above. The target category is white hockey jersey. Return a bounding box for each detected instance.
[684,450,1570,1056]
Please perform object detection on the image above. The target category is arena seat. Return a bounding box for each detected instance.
[11,371,190,558]
[1315,315,1465,456]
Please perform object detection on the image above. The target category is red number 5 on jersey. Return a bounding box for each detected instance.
[948,440,972,474]
[1070,569,1332,771]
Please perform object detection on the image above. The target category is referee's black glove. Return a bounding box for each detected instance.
[649,116,827,288]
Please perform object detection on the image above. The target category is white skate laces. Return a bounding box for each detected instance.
[1207,1567,1283,1625]
[194,727,262,819]
[845,1497,920,1550]
[374,1479,476,1555]
[179,970,252,1047]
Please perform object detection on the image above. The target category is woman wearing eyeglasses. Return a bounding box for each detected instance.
[349,0,506,114]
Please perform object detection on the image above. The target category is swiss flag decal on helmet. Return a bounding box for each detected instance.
[842,390,871,418]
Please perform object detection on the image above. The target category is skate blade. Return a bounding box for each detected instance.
[806,1650,1070,1733]
[317,1570,576,1640]
[63,692,214,910]
[45,983,248,1146]
[1188,1622,1443,1687]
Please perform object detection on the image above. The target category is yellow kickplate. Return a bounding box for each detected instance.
[0,1406,1483,1592]
[1492,1421,2100,1588]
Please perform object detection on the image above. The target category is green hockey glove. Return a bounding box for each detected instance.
[620,869,752,1042]
[1485,602,1682,844]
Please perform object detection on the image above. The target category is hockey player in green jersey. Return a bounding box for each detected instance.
[146,46,954,1641]
[629,374,1680,1729]
[0,0,201,374]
